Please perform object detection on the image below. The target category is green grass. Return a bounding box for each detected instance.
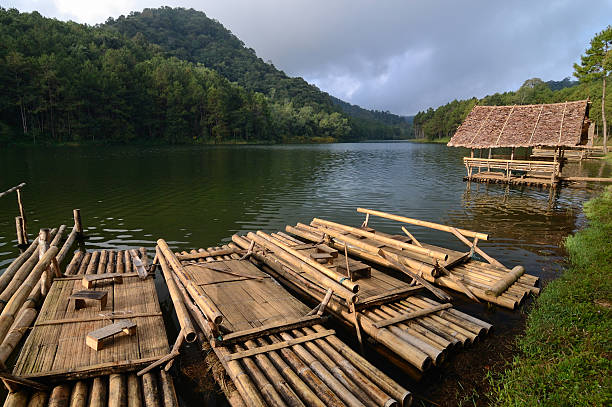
[491,186,612,406]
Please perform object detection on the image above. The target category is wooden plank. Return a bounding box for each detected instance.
[221,315,323,345]
[82,273,123,289]
[69,290,108,311]
[373,303,453,328]
[223,330,335,361]
[86,320,136,351]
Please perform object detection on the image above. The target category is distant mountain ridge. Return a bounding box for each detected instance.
[104,7,412,140]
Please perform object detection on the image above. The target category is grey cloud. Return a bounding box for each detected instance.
[5,0,612,115]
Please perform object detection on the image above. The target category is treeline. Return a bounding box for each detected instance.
[0,7,406,145]
[413,77,611,140]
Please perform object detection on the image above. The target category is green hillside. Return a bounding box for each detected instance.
[0,6,409,145]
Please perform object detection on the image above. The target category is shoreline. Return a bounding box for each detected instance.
[491,184,612,405]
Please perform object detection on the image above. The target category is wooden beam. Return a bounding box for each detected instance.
[221,315,323,345]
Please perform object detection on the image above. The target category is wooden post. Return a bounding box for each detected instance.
[15,188,27,244]
[73,209,83,237]
[15,217,26,248]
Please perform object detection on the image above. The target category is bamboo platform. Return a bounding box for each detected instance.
[464,171,557,187]
[12,248,169,382]
[285,209,539,310]
[3,370,178,407]
[231,232,492,374]
[156,239,413,407]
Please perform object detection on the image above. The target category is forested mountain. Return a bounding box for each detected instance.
[413,77,610,140]
[0,6,408,145]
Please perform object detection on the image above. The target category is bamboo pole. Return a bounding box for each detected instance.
[89,377,106,407]
[73,209,83,237]
[0,183,26,199]
[3,391,28,407]
[356,208,489,240]
[69,381,88,407]
[0,307,37,366]
[156,247,196,342]
[485,266,525,296]
[0,237,40,294]
[257,231,359,293]
[15,217,26,247]
[15,188,27,244]
[142,373,160,407]
[26,391,47,407]
[0,246,59,343]
[311,218,447,261]
[127,374,142,407]
[158,371,179,407]
[109,374,127,407]
[48,384,71,407]
[246,233,357,303]
[156,239,223,325]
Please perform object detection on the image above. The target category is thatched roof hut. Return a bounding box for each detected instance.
[447,100,591,149]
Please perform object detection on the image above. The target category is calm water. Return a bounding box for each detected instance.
[0,142,609,404]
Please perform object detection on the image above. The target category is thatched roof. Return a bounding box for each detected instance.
[447,100,590,148]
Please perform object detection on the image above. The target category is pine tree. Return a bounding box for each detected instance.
[574,26,612,153]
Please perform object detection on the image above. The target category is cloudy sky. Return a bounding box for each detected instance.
[4,1,612,115]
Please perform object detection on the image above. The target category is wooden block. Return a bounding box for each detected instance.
[70,290,108,311]
[310,252,333,264]
[86,320,136,351]
[337,261,371,280]
[132,255,148,279]
[315,244,338,258]
[82,273,123,289]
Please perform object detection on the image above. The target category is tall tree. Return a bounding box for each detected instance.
[574,26,612,153]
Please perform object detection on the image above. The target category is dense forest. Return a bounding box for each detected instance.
[0,7,410,145]
[413,76,611,140]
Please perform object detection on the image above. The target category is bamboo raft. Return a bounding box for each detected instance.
[231,231,492,374]
[285,208,540,310]
[12,248,169,382]
[156,239,413,407]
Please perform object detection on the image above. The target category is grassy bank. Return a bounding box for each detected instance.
[492,186,612,406]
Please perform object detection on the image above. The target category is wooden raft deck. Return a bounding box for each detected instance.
[232,233,493,373]
[158,243,412,407]
[287,215,539,310]
[12,249,169,382]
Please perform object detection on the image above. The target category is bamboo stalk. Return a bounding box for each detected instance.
[0,307,37,365]
[312,218,447,261]
[48,384,70,407]
[127,374,142,407]
[25,391,47,407]
[0,246,59,343]
[0,183,26,199]
[158,371,178,407]
[0,238,40,294]
[357,208,489,240]
[245,233,356,303]
[141,373,160,407]
[155,247,196,342]
[89,377,107,407]
[156,239,223,325]
[256,231,359,293]
[485,266,525,296]
[69,381,88,407]
[3,391,28,407]
[109,374,127,407]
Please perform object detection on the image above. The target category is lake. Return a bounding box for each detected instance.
[0,142,609,404]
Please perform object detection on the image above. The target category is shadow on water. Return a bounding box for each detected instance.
[0,143,609,405]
